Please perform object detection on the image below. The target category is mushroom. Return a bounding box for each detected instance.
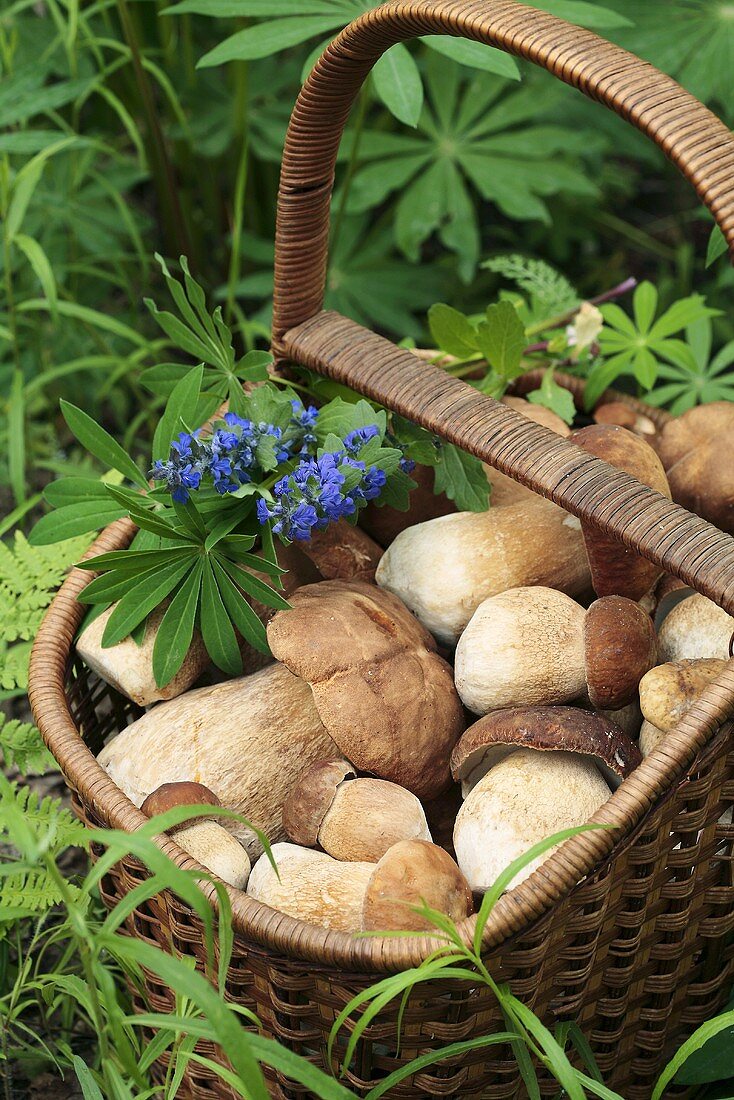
[283,759,431,862]
[375,496,591,646]
[638,658,729,756]
[140,781,250,888]
[247,842,374,932]
[593,400,657,439]
[454,589,656,715]
[450,705,641,796]
[360,463,456,547]
[266,580,465,800]
[571,424,671,600]
[657,593,734,662]
[665,427,734,536]
[98,661,338,858]
[361,840,473,932]
[654,401,734,471]
[450,707,640,892]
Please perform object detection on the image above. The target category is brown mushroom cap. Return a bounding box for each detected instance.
[666,426,734,535]
[593,401,657,438]
[654,402,734,470]
[571,424,671,600]
[281,758,356,847]
[360,463,456,547]
[583,596,657,709]
[450,706,641,793]
[140,781,221,830]
[639,658,730,731]
[361,840,473,932]
[267,580,465,800]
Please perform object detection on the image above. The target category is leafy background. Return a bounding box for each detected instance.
[2,0,734,1095]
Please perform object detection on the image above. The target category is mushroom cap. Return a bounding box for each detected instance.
[361,840,473,932]
[318,778,432,863]
[450,706,641,794]
[454,587,587,715]
[639,719,666,758]
[666,427,734,535]
[247,842,374,933]
[173,821,251,889]
[639,658,729,732]
[302,520,384,582]
[657,593,734,662]
[593,401,657,438]
[266,580,465,800]
[571,424,671,600]
[453,748,611,893]
[141,781,221,829]
[654,402,734,470]
[583,596,657,708]
[282,758,356,847]
[374,497,590,646]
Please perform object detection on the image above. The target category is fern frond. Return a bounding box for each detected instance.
[0,532,91,646]
[484,255,578,319]
[0,867,79,922]
[0,714,56,775]
[0,779,88,852]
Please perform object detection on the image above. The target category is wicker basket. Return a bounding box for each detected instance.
[29,2,734,1097]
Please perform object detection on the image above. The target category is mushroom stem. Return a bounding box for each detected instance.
[172,821,251,889]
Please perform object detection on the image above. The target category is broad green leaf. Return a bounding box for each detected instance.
[372,44,423,128]
[29,502,127,545]
[527,371,576,425]
[72,1056,105,1100]
[6,138,77,239]
[427,303,478,357]
[654,1011,734,1098]
[476,300,526,380]
[152,562,203,687]
[650,296,718,340]
[531,0,631,28]
[433,445,490,512]
[197,15,345,67]
[706,225,728,267]
[152,364,204,463]
[215,555,291,612]
[101,559,194,646]
[144,301,213,362]
[200,560,242,675]
[61,401,148,488]
[12,234,57,310]
[422,36,520,79]
[633,347,659,390]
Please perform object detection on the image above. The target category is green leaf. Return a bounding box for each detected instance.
[29,503,127,545]
[43,478,113,507]
[216,555,290,612]
[475,300,526,380]
[706,225,728,267]
[372,44,423,127]
[527,372,576,426]
[165,0,336,15]
[633,281,658,335]
[152,562,203,688]
[200,560,242,676]
[422,36,520,80]
[13,234,57,311]
[77,548,194,574]
[7,370,25,508]
[433,445,490,512]
[427,303,478,357]
[650,295,718,341]
[101,559,194,647]
[197,15,345,66]
[531,0,631,28]
[72,1056,105,1100]
[18,299,148,346]
[210,557,269,655]
[655,1011,734,1098]
[60,402,147,488]
[152,364,204,463]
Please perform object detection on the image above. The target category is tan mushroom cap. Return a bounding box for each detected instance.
[658,593,734,662]
[267,580,465,800]
[318,778,431,862]
[571,424,671,600]
[361,840,473,932]
[639,658,730,732]
[654,401,734,470]
[593,401,657,438]
[666,426,734,535]
[451,706,641,794]
[141,781,221,826]
[583,596,657,709]
[281,758,356,847]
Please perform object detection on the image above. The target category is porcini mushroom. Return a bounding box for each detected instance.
[638,658,729,756]
[375,496,590,646]
[141,781,250,888]
[454,589,656,715]
[571,424,671,600]
[283,759,431,862]
[665,427,734,535]
[247,842,374,932]
[593,400,657,439]
[266,580,465,800]
[657,593,734,662]
[361,840,473,932]
[450,707,640,892]
[654,402,734,471]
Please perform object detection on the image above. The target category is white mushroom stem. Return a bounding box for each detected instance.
[376,498,590,646]
[453,749,611,893]
[97,662,338,858]
[657,594,734,662]
[171,821,251,889]
[247,843,374,932]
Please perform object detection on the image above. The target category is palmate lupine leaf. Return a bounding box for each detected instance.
[644,317,734,415]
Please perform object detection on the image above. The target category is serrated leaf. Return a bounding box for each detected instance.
[427,303,478,357]
[433,445,490,512]
[475,300,526,380]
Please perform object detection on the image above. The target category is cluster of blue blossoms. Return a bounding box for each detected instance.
[150,403,414,542]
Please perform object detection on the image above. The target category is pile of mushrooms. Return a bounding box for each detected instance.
[76,397,734,936]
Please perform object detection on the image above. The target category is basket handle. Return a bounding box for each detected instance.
[271,0,734,345]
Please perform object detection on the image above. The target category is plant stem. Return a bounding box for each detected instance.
[330,83,369,258]
[115,0,193,262]
[225,60,250,325]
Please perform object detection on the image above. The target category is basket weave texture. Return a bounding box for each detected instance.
[29,2,734,1097]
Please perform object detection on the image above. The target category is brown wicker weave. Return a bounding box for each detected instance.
[28,2,734,1097]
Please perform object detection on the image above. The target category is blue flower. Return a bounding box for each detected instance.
[344,425,379,454]
[399,456,416,474]
[150,459,202,503]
